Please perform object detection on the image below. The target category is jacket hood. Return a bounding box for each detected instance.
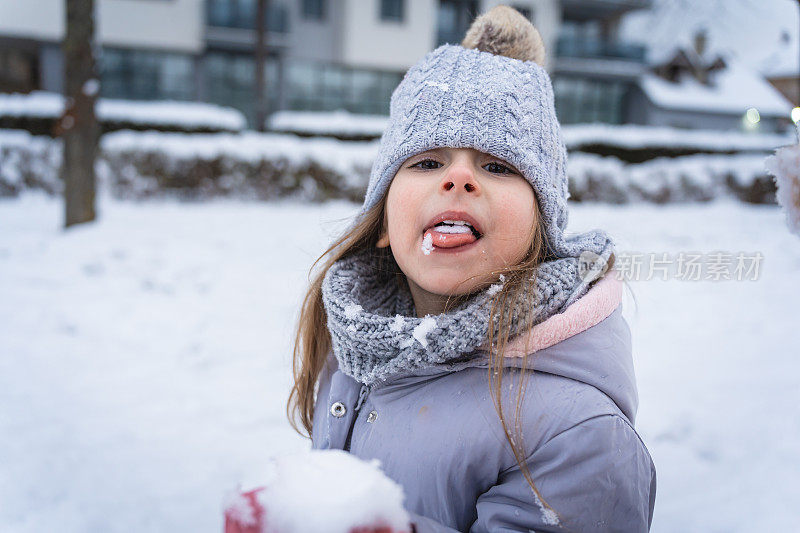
[374,273,639,424]
[499,273,639,423]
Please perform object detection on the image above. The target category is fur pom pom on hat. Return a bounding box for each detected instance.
[361,5,614,262]
[461,5,546,64]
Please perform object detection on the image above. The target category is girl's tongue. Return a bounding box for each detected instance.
[424,225,478,249]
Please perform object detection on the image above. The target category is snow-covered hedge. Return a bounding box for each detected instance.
[0,129,782,204]
[567,152,777,204]
[0,130,62,196]
[265,110,794,161]
[562,124,795,163]
[0,130,373,202]
[268,110,389,141]
[0,91,246,135]
[101,131,374,201]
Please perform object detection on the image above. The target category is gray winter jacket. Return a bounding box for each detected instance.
[311,303,656,532]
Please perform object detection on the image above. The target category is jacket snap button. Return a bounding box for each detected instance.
[367,410,378,423]
[330,401,346,418]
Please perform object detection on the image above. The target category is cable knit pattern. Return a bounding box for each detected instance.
[321,245,613,386]
[362,44,613,262]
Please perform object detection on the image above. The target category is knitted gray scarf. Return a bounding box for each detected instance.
[321,241,613,386]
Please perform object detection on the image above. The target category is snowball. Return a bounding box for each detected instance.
[253,449,410,533]
[421,233,434,255]
[412,316,437,348]
[765,142,800,238]
[389,314,405,332]
[344,303,362,319]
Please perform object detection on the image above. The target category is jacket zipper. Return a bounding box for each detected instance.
[343,383,370,452]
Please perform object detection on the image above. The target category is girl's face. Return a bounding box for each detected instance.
[377,147,537,313]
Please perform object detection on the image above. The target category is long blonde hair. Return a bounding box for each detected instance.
[286,193,614,520]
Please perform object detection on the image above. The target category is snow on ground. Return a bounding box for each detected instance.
[1,194,799,532]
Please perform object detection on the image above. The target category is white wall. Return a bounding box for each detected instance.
[285,0,344,63]
[0,0,64,40]
[340,0,437,71]
[97,0,203,52]
[0,0,203,52]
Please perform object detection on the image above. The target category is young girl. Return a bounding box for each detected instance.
[288,6,656,532]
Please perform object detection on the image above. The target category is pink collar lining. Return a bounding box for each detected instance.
[495,273,623,358]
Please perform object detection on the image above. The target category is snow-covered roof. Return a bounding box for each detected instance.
[620,0,799,78]
[640,61,792,117]
[0,91,246,131]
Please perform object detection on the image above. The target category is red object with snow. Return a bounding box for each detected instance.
[223,487,413,533]
[224,487,266,533]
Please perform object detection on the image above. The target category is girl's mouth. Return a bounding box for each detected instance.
[422,220,482,253]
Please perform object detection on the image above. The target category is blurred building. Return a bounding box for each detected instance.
[764,56,799,122]
[550,0,650,124]
[623,32,794,134]
[0,0,652,128]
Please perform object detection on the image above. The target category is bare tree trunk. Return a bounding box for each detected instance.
[61,0,99,228]
[255,0,269,132]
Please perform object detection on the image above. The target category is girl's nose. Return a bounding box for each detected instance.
[441,162,479,194]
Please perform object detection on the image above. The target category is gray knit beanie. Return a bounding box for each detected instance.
[361,8,611,260]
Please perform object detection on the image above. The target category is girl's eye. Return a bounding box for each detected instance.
[409,159,442,170]
[484,162,515,175]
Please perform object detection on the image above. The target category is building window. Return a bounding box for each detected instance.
[208,0,235,27]
[100,48,194,101]
[380,0,404,22]
[553,76,628,124]
[302,0,326,21]
[0,47,38,93]
[287,59,402,114]
[205,51,280,127]
[437,0,478,47]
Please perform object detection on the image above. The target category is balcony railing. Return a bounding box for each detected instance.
[556,36,646,62]
[206,0,289,32]
[561,0,652,21]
